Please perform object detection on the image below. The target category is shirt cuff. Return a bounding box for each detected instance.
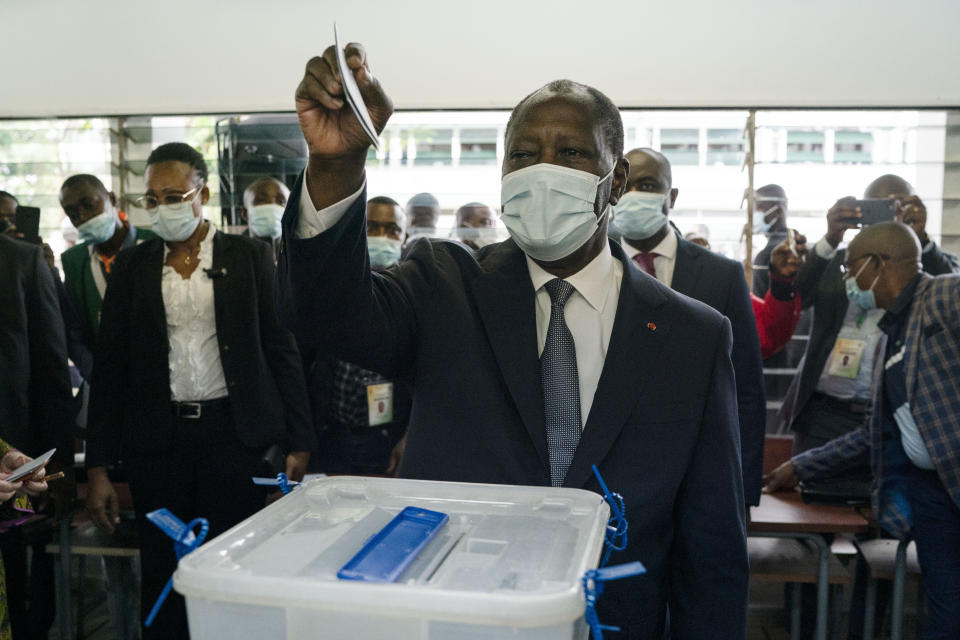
[294,170,366,239]
[814,236,838,260]
[791,451,818,481]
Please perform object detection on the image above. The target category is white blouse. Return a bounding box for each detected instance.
[161,225,229,402]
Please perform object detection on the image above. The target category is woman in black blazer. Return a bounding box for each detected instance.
[84,143,315,639]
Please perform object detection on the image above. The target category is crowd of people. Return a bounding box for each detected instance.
[1,39,959,640]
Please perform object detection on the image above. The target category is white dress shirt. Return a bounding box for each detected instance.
[619,229,678,287]
[296,177,624,429]
[162,224,229,401]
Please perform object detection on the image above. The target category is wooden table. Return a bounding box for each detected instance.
[749,491,871,640]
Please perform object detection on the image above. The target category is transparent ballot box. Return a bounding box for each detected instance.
[174,476,610,639]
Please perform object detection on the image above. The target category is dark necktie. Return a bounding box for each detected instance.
[541,278,582,487]
[632,251,658,277]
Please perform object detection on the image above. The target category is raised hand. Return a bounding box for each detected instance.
[825,197,861,248]
[296,43,393,160]
[770,231,807,279]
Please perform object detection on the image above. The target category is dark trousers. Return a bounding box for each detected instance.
[127,402,267,639]
[909,467,960,640]
[0,533,55,639]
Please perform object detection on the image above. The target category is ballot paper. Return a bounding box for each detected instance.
[5,448,55,482]
[334,23,382,151]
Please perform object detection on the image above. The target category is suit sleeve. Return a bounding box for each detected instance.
[724,265,767,506]
[796,250,832,310]
[792,424,871,481]
[254,241,317,453]
[25,249,74,468]
[85,253,132,469]
[922,242,960,276]
[670,316,749,639]
[276,172,424,377]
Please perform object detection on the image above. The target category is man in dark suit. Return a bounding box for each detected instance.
[765,222,960,638]
[610,147,766,507]
[275,43,747,638]
[0,234,75,640]
[84,142,316,638]
[0,234,74,468]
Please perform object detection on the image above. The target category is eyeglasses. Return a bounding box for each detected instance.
[840,253,879,277]
[135,185,202,212]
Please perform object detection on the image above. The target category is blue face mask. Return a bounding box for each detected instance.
[150,201,201,242]
[752,205,779,234]
[611,191,668,240]
[248,203,284,239]
[500,163,612,262]
[844,255,880,310]
[367,236,402,269]
[76,206,119,245]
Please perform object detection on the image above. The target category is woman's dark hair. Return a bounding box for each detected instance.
[146,142,208,184]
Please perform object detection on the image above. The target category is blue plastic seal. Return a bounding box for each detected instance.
[583,561,647,640]
[338,506,449,582]
[144,508,209,627]
[591,465,628,567]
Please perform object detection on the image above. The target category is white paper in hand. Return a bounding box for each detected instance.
[5,448,56,482]
[334,23,381,151]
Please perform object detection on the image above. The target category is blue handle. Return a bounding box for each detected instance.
[144,510,209,628]
[583,561,647,640]
[591,465,628,567]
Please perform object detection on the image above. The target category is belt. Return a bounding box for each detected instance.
[171,397,230,420]
[813,391,870,415]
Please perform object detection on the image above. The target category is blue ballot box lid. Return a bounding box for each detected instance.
[173,476,610,629]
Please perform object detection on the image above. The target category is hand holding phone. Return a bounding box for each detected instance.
[853,199,897,226]
[14,206,41,244]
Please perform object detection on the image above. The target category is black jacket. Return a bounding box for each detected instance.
[86,230,315,467]
[276,180,748,640]
[671,236,767,505]
[0,236,74,467]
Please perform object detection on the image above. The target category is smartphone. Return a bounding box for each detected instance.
[854,199,897,226]
[14,206,41,244]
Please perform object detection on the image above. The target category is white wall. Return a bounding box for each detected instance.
[2,0,958,117]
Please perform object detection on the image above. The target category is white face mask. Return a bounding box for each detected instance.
[452,226,501,248]
[76,204,119,245]
[248,203,284,239]
[367,235,403,269]
[611,191,668,240]
[500,163,613,262]
[150,200,201,243]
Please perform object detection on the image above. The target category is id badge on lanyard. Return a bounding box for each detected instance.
[826,338,868,379]
[366,379,394,427]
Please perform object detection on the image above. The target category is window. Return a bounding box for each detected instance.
[786,130,825,163]
[706,129,744,166]
[660,129,699,165]
[412,129,453,166]
[459,129,498,165]
[834,129,873,164]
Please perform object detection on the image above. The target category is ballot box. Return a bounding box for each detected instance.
[174,476,609,639]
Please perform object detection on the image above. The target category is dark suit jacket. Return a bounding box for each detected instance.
[779,240,959,432]
[671,235,767,505]
[0,236,74,468]
[86,231,316,468]
[276,180,748,639]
